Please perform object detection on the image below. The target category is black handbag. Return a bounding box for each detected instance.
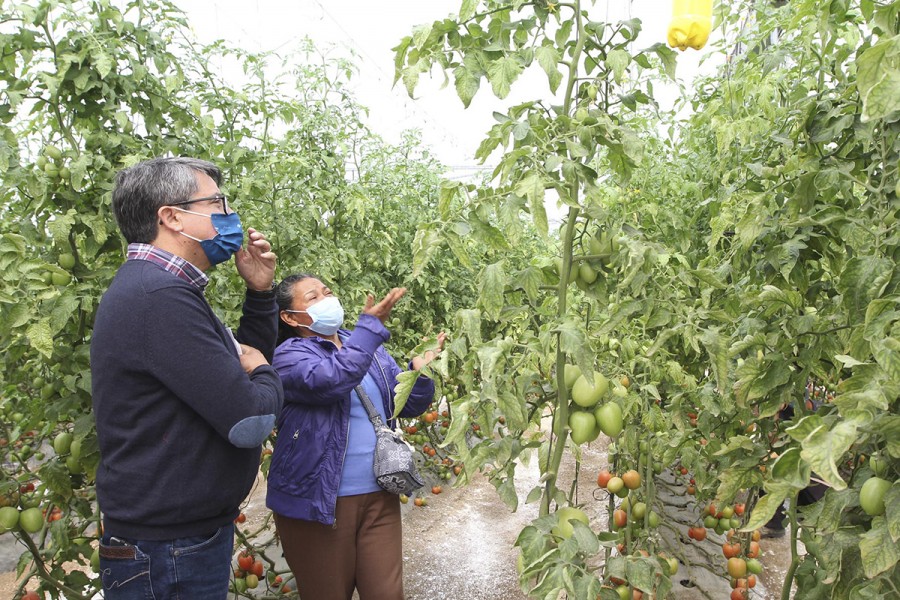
[354,384,424,496]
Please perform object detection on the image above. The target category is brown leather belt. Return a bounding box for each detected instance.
[99,544,136,559]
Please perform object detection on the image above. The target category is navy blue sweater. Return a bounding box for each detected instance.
[90,259,283,540]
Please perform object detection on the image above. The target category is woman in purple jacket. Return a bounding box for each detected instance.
[266,273,444,600]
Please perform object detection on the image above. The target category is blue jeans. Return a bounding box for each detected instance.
[99,523,234,599]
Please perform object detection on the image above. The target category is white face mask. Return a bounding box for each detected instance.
[285,296,344,335]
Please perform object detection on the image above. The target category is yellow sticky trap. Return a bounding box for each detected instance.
[667,0,713,51]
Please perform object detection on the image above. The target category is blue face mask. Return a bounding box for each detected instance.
[286,296,345,336]
[177,209,244,266]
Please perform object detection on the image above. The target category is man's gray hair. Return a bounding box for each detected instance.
[112,157,221,243]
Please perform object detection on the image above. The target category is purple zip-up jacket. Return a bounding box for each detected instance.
[266,313,435,525]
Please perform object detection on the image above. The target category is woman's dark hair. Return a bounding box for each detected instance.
[275,273,319,345]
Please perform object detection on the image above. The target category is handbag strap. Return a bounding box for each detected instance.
[354,384,386,429]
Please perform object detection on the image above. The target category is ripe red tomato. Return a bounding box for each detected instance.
[689,526,707,541]
[237,552,253,571]
[621,470,641,490]
[251,559,264,578]
[22,592,40,600]
[730,589,747,600]
[722,542,741,559]
[597,469,613,488]
[747,540,760,558]
[734,503,745,516]
[613,509,627,528]
[431,486,442,495]
[234,512,246,524]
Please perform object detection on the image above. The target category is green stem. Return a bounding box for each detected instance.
[18,530,92,600]
[540,0,586,517]
[780,494,800,600]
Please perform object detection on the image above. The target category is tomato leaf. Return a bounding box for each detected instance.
[860,516,899,578]
[37,459,73,500]
[624,555,661,595]
[491,466,519,511]
[571,520,599,555]
[486,55,523,99]
[770,447,811,489]
[813,487,857,535]
[476,261,505,320]
[535,44,562,93]
[411,225,442,278]
[837,256,894,320]
[872,337,900,383]
[390,370,420,420]
[870,416,900,458]
[514,171,549,237]
[793,417,861,491]
[25,317,53,359]
[741,491,786,532]
[885,483,900,543]
[572,570,602,599]
[856,35,900,122]
[453,65,480,108]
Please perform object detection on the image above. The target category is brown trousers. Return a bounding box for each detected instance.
[274,491,404,600]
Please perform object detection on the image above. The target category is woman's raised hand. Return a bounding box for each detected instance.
[363,287,407,323]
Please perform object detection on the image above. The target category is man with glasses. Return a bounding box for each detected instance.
[90,157,284,599]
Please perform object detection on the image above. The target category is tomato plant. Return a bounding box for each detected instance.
[0,1,502,597]
[396,0,900,598]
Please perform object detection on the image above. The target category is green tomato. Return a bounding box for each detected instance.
[870,455,888,478]
[593,402,623,437]
[631,501,647,520]
[568,411,599,445]
[563,364,581,389]
[0,506,19,532]
[606,476,624,495]
[65,455,83,474]
[70,439,82,461]
[666,557,679,575]
[578,263,597,284]
[860,477,891,516]
[53,432,73,455]
[746,558,763,575]
[51,271,72,286]
[58,253,76,270]
[551,506,589,540]
[19,507,43,533]
[572,372,609,407]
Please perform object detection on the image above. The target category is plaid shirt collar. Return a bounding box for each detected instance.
[126,243,209,291]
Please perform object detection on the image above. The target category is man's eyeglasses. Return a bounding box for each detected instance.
[167,194,229,214]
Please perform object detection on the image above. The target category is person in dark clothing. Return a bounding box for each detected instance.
[762,388,827,537]
[267,274,444,600]
[90,157,284,599]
